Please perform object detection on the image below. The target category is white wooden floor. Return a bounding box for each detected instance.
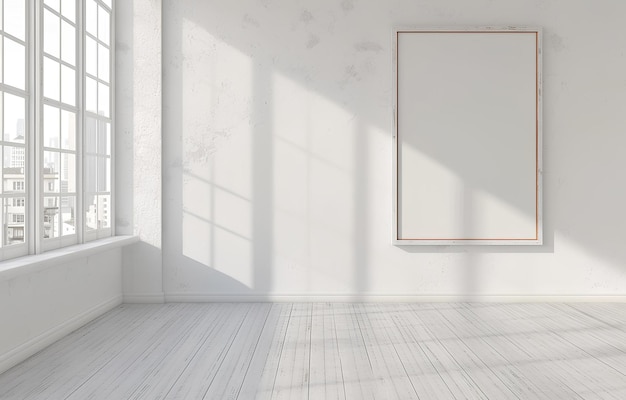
[1,303,625,399]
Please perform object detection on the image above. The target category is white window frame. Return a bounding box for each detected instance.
[0,0,114,261]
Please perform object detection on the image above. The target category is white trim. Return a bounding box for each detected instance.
[0,234,138,281]
[123,292,166,304]
[164,293,626,303]
[0,294,122,375]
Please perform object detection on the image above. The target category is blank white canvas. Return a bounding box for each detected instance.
[395,29,541,244]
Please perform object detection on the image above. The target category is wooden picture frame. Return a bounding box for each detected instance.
[393,27,543,245]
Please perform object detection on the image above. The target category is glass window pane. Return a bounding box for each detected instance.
[43,196,60,239]
[105,158,110,192]
[4,197,26,245]
[44,57,60,101]
[43,151,60,192]
[44,0,61,12]
[105,123,111,156]
[61,65,75,106]
[61,20,75,65]
[85,193,97,230]
[85,116,97,153]
[61,110,76,150]
[98,195,110,228]
[61,196,76,235]
[3,146,26,191]
[86,36,97,76]
[44,8,60,58]
[85,155,96,192]
[61,153,75,193]
[4,39,25,90]
[97,156,109,192]
[86,77,97,113]
[98,82,109,117]
[61,0,75,23]
[102,0,112,9]
[98,6,110,45]
[86,0,97,37]
[43,104,60,148]
[98,44,109,82]
[98,121,110,155]
[3,93,25,143]
[4,0,26,41]
[0,39,3,84]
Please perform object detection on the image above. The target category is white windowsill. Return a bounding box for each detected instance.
[0,235,139,282]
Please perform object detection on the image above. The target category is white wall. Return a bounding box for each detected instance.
[0,249,123,374]
[156,0,626,299]
[116,0,164,303]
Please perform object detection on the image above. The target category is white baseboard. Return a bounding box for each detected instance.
[123,292,166,304]
[0,294,123,375]
[164,293,626,303]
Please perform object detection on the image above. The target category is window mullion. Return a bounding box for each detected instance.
[77,0,85,244]
[109,0,115,236]
[32,0,43,254]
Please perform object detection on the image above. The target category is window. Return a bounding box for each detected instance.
[0,0,114,260]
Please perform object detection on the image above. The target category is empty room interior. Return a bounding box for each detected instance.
[1,0,625,399]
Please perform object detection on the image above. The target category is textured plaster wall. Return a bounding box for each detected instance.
[156,0,626,298]
[116,0,164,301]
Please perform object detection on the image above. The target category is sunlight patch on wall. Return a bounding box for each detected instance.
[182,172,213,266]
[271,71,358,292]
[180,18,254,288]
